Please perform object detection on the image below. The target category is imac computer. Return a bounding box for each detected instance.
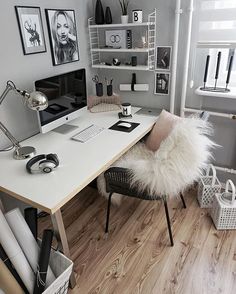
[35,68,87,133]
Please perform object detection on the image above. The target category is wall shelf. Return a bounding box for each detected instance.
[91,48,152,53]
[88,10,157,71]
[92,64,150,71]
[89,22,155,29]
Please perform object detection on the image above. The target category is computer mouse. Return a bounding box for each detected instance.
[117,122,132,129]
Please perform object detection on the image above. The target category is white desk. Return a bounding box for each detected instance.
[0,107,157,286]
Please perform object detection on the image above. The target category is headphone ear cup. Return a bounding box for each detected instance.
[39,160,56,173]
[47,154,59,167]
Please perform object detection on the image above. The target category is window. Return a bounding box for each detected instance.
[196,0,236,86]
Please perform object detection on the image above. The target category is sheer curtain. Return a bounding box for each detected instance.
[198,0,236,46]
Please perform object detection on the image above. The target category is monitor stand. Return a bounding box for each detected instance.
[53,124,78,134]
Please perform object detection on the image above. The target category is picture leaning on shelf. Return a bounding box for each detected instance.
[154,72,170,95]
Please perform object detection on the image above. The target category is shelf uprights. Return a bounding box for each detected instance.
[147,9,157,70]
[88,17,100,66]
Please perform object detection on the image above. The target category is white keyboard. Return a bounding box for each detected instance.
[71,124,105,143]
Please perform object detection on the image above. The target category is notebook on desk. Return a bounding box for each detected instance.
[135,107,161,117]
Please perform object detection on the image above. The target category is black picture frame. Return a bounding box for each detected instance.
[154,72,170,95]
[156,46,172,71]
[15,6,46,55]
[45,9,80,66]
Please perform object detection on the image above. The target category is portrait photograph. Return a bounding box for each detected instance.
[154,72,170,95]
[15,6,46,55]
[45,9,80,66]
[156,46,172,70]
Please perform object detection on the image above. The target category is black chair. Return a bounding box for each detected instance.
[102,112,211,247]
[104,167,186,246]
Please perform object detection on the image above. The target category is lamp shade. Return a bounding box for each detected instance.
[27,91,48,111]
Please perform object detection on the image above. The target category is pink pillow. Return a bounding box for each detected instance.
[145,110,180,152]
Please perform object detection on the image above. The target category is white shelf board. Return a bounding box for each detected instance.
[91,48,150,53]
[89,22,154,29]
[195,86,236,99]
[92,64,150,71]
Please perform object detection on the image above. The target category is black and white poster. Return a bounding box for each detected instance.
[45,9,79,66]
[15,6,46,55]
[156,46,172,70]
[154,72,170,95]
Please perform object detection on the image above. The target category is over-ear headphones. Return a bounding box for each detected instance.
[26,153,59,174]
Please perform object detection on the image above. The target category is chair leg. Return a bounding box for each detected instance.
[163,197,174,246]
[105,192,113,233]
[179,192,186,208]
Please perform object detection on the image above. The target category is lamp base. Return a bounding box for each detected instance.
[13,146,36,160]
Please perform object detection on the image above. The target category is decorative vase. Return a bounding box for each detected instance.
[105,7,112,24]
[121,15,128,24]
[95,0,104,25]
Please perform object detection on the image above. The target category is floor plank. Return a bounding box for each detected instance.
[38,187,236,294]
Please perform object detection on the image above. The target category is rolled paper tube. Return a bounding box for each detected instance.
[0,209,35,293]
[0,259,24,294]
[24,207,38,240]
[0,245,29,293]
[5,208,56,287]
[33,230,54,294]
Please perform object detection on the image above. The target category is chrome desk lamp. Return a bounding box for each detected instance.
[0,80,48,159]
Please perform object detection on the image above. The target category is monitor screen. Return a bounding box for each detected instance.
[35,68,87,133]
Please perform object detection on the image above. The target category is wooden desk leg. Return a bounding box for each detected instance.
[51,209,76,288]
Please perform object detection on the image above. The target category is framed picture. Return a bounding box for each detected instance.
[156,46,172,70]
[15,6,46,55]
[45,9,79,66]
[154,72,170,95]
[105,30,126,49]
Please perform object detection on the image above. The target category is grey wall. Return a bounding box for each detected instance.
[0,0,93,209]
[0,0,93,150]
[89,0,236,182]
[0,0,235,210]
[89,0,174,109]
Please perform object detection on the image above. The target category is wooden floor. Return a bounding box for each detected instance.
[39,187,236,294]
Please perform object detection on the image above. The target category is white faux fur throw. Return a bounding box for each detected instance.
[97,117,215,205]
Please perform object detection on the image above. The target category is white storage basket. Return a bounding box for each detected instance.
[197,164,221,208]
[210,180,236,230]
[39,242,73,294]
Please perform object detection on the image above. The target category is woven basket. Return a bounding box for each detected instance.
[210,180,236,230]
[40,244,73,294]
[87,94,122,113]
[197,164,221,208]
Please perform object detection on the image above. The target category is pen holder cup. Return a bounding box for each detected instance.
[96,83,103,97]
[107,85,113,96]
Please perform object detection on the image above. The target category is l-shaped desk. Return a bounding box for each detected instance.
[0,106,157,287]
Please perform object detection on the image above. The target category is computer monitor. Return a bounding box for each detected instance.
[35,68,87,133]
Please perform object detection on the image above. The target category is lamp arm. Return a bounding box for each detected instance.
[0,82,16,105]
[0,121,21,149]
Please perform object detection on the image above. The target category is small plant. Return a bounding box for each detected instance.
[119,0,130,15]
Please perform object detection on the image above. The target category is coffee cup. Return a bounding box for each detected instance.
[121,103,131,116]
